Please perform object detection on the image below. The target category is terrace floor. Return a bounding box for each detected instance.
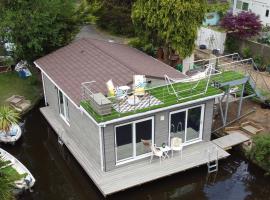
[41,106,230,196]
[81,71,247,123]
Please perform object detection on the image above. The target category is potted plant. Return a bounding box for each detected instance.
[0,106,20,143]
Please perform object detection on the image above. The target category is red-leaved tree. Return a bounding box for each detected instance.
[221,11,262,38]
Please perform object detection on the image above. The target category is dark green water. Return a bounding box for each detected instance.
[1,103,270,200]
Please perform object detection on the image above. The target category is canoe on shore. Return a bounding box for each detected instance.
[0,124,22,144]
[0,148,36,190]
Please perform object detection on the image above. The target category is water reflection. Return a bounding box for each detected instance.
[0,102,269,200]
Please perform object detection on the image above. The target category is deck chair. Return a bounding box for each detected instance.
[133,75,146,97]
[106,79,115,97]
[170,137,183,159]
[150,144,164,164]
[106,80,127,100]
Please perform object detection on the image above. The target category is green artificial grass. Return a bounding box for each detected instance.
[0,70,42,106]
[81,71,247,123]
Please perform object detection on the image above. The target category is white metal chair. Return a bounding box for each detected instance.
[150,144,164,164]
[170,137,183,159]
[133,75,146,96]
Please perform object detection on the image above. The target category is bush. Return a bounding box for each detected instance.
[242,47,252,58]
[225,35,239,53]
[248,134,270,175]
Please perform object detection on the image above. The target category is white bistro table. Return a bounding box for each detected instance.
[158,146,171,159]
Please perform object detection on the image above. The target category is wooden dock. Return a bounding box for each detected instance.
[212,132,250,150]
[40,107,230,196]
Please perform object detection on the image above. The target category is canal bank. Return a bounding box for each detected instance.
[0,102,270,200]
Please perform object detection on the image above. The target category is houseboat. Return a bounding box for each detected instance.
[35,38,251,196]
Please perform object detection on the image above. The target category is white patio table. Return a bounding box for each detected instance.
[157,146,171,159]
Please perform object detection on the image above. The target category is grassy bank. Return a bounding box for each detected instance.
[0,69,42,107]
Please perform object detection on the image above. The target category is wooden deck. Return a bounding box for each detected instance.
[40,107,230,196]
[212,132,250,150]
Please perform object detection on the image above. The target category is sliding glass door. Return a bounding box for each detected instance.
[170,111,186,143]
[135,119,153,157]
[115,124,133,162]
[169,105,204,145]
[186,106,202,142]
[115,117,154,164]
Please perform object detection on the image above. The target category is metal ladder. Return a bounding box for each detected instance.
[207,147,219,173]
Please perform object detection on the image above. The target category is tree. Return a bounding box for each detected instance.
[76,0,102,24]
[221,11,262,39]
[0,106,20,135]
[0,0,78,62]
[96,0,135,36]
[132,0,207,63]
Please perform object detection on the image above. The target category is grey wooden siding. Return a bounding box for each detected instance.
[103,100,214,171]
[43,74,102,169]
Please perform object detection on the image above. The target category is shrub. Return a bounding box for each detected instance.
[248,134,270,175]
[225,36,239,53]
[242,47,252,58]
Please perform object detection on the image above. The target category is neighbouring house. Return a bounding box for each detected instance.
[233,0,270,26]
[35,38,251,196]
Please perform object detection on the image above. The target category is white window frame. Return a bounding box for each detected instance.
[58,89,70,126]
[169,104,205,146]
[114,116,154,165]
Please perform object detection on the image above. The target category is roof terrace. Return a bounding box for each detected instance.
[80,70,246,123]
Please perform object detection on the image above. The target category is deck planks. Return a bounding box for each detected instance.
[40,107,230,196]
[212,132,249,150]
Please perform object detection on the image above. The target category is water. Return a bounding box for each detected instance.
[1,102,270,200]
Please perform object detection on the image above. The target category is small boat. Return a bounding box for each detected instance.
[0,124,22,144]
[0,148,36,190]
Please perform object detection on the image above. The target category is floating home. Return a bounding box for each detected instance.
[35,38,252,196]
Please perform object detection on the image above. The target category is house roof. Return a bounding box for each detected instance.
[35,38,186,105]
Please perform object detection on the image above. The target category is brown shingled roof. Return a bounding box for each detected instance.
[35,38,186,105]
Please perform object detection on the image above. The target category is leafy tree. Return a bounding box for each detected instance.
[221,11,262,39]
[96,0,135,36]
[248,134,270,175]
[0,0,78,62]
[76,0,102,24]
[132,0,207,63]
[0,106,20,134]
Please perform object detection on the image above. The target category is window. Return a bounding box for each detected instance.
[242,2,249,11]
[236,0,249,11]
[266,10,269,17]
[115,117,154,164]
[169,105,204,144]
[58,89,69,123]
